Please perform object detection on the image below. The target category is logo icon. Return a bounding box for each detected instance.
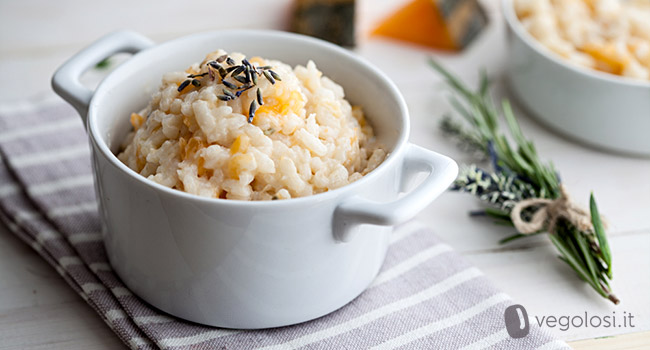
[504,304,530,338]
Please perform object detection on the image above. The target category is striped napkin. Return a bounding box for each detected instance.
[0,98,567,350]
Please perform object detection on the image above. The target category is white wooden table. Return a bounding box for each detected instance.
[1,0,649,348]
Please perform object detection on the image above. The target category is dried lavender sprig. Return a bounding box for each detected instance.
[235,85,254,98]
[256,88,264,105]
[251,69,258,85]
[187,72,208,79]
[216,54,228,63]
[263,70,275,84]
[269,70,281,81]
[223,89,236,99]
[177,79,191,92]
[452,165,537,213]
[195,55,280,123]
[218,67,228,79]
[248,100,258,123]
[234,75,249,84]
[223,80,237,90]
[231,65,245,77]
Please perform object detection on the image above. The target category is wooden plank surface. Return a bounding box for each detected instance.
[569,331,650,350]
[1,0,648,348]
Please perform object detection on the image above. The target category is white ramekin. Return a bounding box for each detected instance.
[502,0,650,156]
[52,30,458,329]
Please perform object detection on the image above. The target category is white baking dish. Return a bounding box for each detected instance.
[52,30,457,328]
[502,0,650,156]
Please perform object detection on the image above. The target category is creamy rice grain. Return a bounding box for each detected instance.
[118,50,386,200]
[515,0,650,80]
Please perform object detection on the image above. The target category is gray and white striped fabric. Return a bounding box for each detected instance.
[0,99,567,350]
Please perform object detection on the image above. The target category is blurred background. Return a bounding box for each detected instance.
[0,0,502,102]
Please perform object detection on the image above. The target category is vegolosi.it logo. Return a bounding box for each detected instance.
[504,304,637,338]
[504,304,530,338]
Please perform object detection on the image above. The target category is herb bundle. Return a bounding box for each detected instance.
[430,59,618,304]
[177,54,281,123]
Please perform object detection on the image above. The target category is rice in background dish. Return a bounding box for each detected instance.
[515,0,650,80]
[117,50,386,201]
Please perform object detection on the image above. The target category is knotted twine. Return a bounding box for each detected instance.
[510,184,599,234]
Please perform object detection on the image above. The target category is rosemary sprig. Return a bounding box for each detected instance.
[430,59,618,304]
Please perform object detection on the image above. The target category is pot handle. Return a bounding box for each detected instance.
[52,30,154,126]
[334,144,458,241]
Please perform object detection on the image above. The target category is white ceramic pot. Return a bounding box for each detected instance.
[502,0,650,156]
[52,30,458,329]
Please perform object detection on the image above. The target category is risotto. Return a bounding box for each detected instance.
[515,0,650,80]
[117,50,386,201]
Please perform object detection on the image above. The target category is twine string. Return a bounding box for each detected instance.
[510,185,594,234]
